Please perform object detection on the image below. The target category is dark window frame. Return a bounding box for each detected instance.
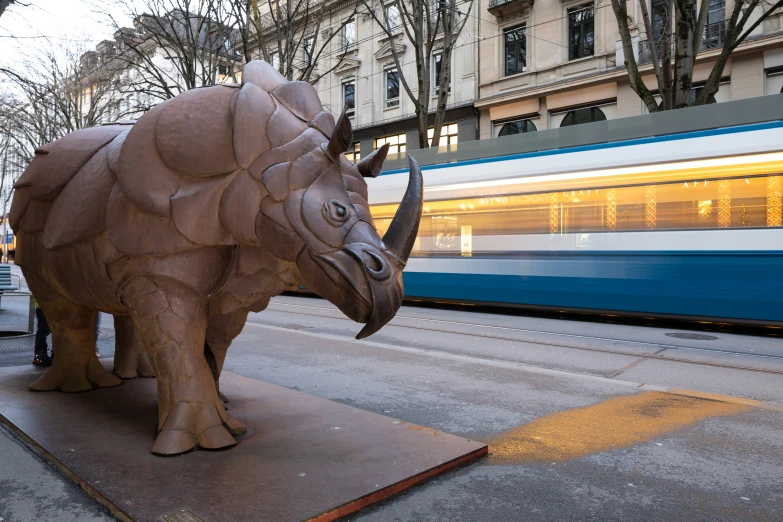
[568,4,595,61]
[504,25,527,76]
[433,54,452,95]
[559,106,607,127]
[343,81,355,116]
[386,69,400,107]
[497,118,538,136]
[343,18,356,48]
[384,0,401,30]
[303,36,315,65]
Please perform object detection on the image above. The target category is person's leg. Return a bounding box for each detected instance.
[94,313,101,357]
[33,307,50,357]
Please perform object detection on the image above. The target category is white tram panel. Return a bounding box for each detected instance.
[467,229,783,253]
[367,126,783,206]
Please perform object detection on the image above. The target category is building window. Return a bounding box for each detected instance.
[343,18,356,48]
[217,64,230,82]
[568,4,594,60]
[689,85,718,104]
[496,119,537,136]
[504,25,526,76]
[560,106,606,127]
[433,54,451,95]
[702,0,726,49]
[765,67,783,95]
[343,81,355,116]
[345,142,361,163]
[647,0,666,60]
[651,0,666,41]
[303,36,314,65]
[428,123,459,147]
[384,0,401,30]
[375,133,406,154]
[270,51,280,71]
[386,69,400,108]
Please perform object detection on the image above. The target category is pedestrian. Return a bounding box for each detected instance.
[32,296,52,367]
[94,313,101,357]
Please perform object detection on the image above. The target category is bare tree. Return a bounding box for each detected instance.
[241,0,359,83]
[0,40,125,159]
[360,0,473,149]
[0,0,21,21]
[612,0,783,111]
[99,0,244,109]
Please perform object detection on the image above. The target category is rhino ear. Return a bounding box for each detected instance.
[327,104,352,158]
[356,143,389,178]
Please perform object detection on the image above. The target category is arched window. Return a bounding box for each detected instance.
[498,119,537,136]
[560,106,607,127]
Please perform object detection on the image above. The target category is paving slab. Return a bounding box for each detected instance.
[0,363,486,522]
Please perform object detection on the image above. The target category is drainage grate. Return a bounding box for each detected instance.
[665,332,718,341]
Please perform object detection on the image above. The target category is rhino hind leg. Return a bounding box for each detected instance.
[205,309,250,408]
[26,274,122,393]
[113,315,155,379]
[121,276,246,456]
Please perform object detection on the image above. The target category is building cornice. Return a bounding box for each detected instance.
[476,31,783,109]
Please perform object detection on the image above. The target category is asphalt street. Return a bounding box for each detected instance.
[1,265,782,521]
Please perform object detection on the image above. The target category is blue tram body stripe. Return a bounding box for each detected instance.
[381,120,783,176]
[400,252,783,323]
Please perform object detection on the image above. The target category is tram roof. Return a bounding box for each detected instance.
[381,94,783,173]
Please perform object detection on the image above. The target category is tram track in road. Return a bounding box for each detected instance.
[261,301,783,376]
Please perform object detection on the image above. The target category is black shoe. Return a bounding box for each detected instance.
[32,354,52,367]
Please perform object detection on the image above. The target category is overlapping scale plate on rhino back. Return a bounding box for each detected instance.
[10,125,130,235]
[104,59,352,258]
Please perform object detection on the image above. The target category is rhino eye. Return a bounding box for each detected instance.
[324,199,350,225]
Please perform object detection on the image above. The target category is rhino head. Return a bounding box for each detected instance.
[283,108,423,339]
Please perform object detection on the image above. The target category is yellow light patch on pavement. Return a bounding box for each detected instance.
[489,391,750,464]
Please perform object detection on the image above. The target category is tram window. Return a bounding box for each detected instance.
[560,107,606,127]
[497,119,537,136]
[370,173,783,256]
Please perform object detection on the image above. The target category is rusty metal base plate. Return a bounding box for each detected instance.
[0,363,486,522]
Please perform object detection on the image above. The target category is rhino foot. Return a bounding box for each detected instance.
[113,315,155,379]
[30,351,122,393]
[152,400,247,455]
[113,347,155,379]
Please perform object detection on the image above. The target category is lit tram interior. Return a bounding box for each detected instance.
[371,152,783,256]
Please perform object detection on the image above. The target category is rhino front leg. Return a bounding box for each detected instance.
[121,277,246,455]
[205,309,249,403]
[26,273,122,392]
[113,315,155,379]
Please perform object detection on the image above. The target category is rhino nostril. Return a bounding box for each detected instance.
[364,250,384,273]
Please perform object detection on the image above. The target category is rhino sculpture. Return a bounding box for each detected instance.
[9,60,423,455]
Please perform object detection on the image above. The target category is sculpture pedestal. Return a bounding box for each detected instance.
[0,363,486,522]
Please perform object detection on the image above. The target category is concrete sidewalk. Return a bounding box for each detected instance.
[0,425,114,522]
[1,292,782,521]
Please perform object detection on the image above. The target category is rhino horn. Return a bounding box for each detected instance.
[382,155,423,265]
[327,104,353,157]
[356,143,389,178]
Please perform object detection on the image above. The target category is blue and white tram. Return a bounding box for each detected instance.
[366,113,783,325]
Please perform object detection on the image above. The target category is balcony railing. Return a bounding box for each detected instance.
[488,0,534,17]
[637,22,726,64]
[701,21,726,50]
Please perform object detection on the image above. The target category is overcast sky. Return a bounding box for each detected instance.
[0,1,133,67]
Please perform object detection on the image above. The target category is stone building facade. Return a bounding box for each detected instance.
[249,0,480,161]
[476,0,783,139]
